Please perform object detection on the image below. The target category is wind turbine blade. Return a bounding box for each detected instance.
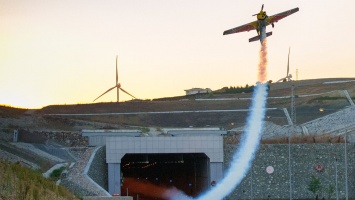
[120,87,137,99]
[93,85,117,102]
[287,47,290,76]
[116,55,118,84]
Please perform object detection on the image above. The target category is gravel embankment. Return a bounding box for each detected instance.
[88,146,108,190]
[61,147,110,197]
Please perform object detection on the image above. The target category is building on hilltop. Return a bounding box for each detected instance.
[184,88,212,95]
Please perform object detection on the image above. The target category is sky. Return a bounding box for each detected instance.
[1,0,354,108]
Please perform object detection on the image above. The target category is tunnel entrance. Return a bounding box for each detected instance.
[121,153,210,200]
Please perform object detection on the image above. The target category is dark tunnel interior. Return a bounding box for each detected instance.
[121,153,210,200]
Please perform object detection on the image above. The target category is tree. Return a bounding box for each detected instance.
[308,175,322,199]
[325,185,335,200]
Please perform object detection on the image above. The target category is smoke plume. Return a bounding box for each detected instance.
[170,41,269,200]
[258,39,268,83]
[124,177,184,199]
[194,83,268,200]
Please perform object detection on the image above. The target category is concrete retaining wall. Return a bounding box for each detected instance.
[87,137,355,199]
[17,129,88,146]
[84,196,133,200]
[224,143,355,199]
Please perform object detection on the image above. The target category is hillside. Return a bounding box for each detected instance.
[31,78,354,128]
[0,78,354,199]
[0,78,354,131]
[0,159,78,200]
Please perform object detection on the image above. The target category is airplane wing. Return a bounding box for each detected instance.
[267,7,299,25]
[223,21,258,35]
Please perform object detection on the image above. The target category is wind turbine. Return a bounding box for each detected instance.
[93,56,136,102]
[277,47,292,82]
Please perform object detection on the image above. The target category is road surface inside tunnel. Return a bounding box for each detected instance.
[121,153,210,200]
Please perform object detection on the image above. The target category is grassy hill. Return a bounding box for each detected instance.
[0,159,78,200]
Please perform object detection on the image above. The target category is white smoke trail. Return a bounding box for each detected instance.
[194,40,269,199]
[168,83,268,200]
[196,83,268,200]
[169,41,269,200]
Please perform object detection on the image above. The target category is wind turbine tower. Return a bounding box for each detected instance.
[277,48,292,82]
[93,56,136,102]
[116,56,119,102]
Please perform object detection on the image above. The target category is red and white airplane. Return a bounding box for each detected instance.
[223,5,299,43]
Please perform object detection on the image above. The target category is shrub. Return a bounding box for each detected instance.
[141,127,150,133]
[50,166,66,179]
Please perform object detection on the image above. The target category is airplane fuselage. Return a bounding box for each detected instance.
[257,18,267,43]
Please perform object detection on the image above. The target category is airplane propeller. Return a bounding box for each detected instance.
[252,4,264,16]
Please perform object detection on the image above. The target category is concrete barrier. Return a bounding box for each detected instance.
[83,196,133,200]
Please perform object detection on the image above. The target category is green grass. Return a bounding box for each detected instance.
[313,96,344,101]
[0,159,78,200]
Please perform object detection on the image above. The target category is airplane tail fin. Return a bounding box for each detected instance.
[249,32,272,42]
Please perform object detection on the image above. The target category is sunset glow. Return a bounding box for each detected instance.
[1,1,354,108]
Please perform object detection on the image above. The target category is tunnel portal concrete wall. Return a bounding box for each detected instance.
[106,136,224,195]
